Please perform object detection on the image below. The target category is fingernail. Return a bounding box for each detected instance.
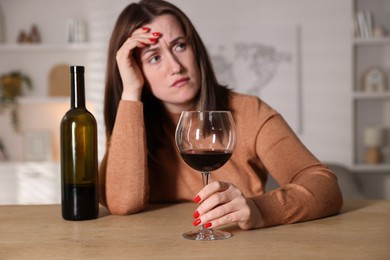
[149,38,157,42]
[142,27,150,31]
[204,222,212,228]
[193,218,201,226]
[193,195,201,203]
[152,32,161,37]
[193,210,200,219]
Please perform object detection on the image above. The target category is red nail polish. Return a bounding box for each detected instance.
[152,32,161,37]
[193,210,200,219]
[193,195,201,203]
[204,222,212,228]
[193,219,201,226]
[142,27,150,31]
[149,38,157,42]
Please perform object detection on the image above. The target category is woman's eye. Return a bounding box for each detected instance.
[175,43,186,52]
[149,55,160,64]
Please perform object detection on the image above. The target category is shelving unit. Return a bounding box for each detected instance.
[0,161,61,205]
[0,43,90,95]
[0,0,89,162]
[352,0,390,172]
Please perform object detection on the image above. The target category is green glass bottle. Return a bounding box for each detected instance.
[60,66,99,220]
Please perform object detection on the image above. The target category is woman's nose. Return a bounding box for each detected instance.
[168,54,182,75]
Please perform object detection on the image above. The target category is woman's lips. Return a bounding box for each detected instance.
[172,77,190,87]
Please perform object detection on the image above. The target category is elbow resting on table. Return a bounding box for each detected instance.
[106,198,148,215]
[311,172,344,219]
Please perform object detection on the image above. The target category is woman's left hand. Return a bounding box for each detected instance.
[193,181,265,230]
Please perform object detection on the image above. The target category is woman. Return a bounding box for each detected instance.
[100,0,343,230]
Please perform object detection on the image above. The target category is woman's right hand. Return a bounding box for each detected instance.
[116,27,160,101]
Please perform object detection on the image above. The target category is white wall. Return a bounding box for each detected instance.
[1,0,389,201]
[87,0,353,165]
[0,0,353,164]
[89,1,390,200]
[84,0,390,199]
[175,0,353,164]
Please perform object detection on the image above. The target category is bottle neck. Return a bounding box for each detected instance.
[70,68,86,109]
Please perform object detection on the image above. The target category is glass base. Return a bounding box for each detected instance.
[182,228,232,241]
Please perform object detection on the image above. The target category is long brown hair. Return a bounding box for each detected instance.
[104,0,231,154]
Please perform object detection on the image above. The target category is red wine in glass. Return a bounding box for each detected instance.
[180,149,232,172]
[175,111,236,241]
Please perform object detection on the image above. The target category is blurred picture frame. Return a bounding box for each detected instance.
[24,130,52,161]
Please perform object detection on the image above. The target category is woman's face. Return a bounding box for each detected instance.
[138,14,201,113]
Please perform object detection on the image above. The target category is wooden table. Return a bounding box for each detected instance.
[1,200,389,259]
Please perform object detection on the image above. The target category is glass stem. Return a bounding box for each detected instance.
[201,171,211,232]
[201,171,211,187]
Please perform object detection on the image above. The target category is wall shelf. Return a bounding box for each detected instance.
[353,92,390,100]
[19,96,69,105]
[353,37,390,45]
[350,163,390,173]
[0,43,90,53]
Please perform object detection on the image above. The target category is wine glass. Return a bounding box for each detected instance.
[175,111,237,241]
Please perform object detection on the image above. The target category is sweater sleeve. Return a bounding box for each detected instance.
[98,100,149,215]
[252,113,343,227]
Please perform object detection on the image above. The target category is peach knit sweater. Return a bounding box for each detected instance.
[99,92,343,227]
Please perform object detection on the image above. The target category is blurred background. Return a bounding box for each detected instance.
[0,0,389,204]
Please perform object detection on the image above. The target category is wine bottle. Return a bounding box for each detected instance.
[60,66,99,220]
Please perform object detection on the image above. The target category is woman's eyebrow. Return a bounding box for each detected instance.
[141,35,187,57]
[169,36,186,46]
[141,45,159,57]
